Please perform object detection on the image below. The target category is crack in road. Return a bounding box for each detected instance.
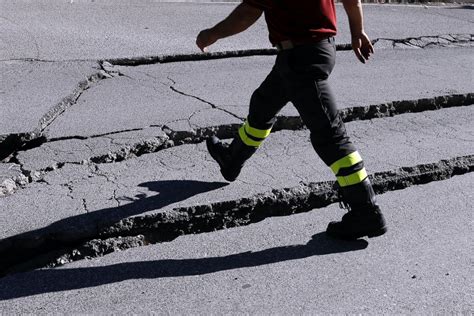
[167,77,244,121]
[88,93,474,163]
[38,72,106,133]
[81,199,89,214]
[0,67,114,162]
[106,34,473,66]
[373,34,473,49]
[1,93,472,197]
[1,154,472,277]
[1,33,471,67]
[47,128,147,143]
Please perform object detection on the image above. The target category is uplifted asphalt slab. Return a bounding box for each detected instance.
[0,61,99,135]
[105,47,473,120]
[10,47,471,173]
[0,174,472,314]
[43,73,236,138]
[1,1,472,60]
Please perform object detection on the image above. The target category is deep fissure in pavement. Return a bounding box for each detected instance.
[89,93,473,163]
[1,155,472,277]
[106,34,473,66]
[1,94,472,197]
[2,34,470,66]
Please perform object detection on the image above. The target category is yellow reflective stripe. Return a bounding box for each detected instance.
[239,126,262,147]
[244,121,272,139]
[337,168,368,187]
[330,151,363,175]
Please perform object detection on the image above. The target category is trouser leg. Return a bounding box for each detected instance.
[208,63,290,182]
[291,77,377,210]
[283,39,386,238]
[230,65,290,164]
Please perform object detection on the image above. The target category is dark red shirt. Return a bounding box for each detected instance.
[243,0,337,45]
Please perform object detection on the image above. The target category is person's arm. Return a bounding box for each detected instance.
[196,3,263,52]
[342,0,374,63]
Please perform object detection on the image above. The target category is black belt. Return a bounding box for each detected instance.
[275,37,334,51]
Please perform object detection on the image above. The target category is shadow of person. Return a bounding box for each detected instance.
[1,180,228,271]
[0,232,368,300]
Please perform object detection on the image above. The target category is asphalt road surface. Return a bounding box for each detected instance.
[0,0,473,313]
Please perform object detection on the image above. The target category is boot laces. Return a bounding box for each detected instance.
[335,182,351,211]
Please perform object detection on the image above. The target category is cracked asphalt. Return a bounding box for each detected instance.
[0,0,473,313]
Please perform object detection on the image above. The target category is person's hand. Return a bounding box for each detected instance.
[196,29,218,52]
[351,31,374,63]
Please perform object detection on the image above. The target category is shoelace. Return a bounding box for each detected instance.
[335,182,351,211]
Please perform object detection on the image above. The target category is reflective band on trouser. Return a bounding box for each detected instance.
[238,127,262,147]
[336,168,368,187]
[330,151,363,175]
[330,151,367,187]
[244,121,272,139]
[238,121,272,147]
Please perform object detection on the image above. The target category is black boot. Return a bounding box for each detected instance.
[326,178,387,240]
[206,136,257,182]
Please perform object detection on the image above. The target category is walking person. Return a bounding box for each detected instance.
[196,0,387,240]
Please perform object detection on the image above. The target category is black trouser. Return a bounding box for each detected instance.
[251,37,353,160]
[235,37,372,196]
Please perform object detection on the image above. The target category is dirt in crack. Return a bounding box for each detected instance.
[1,154,472,277]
